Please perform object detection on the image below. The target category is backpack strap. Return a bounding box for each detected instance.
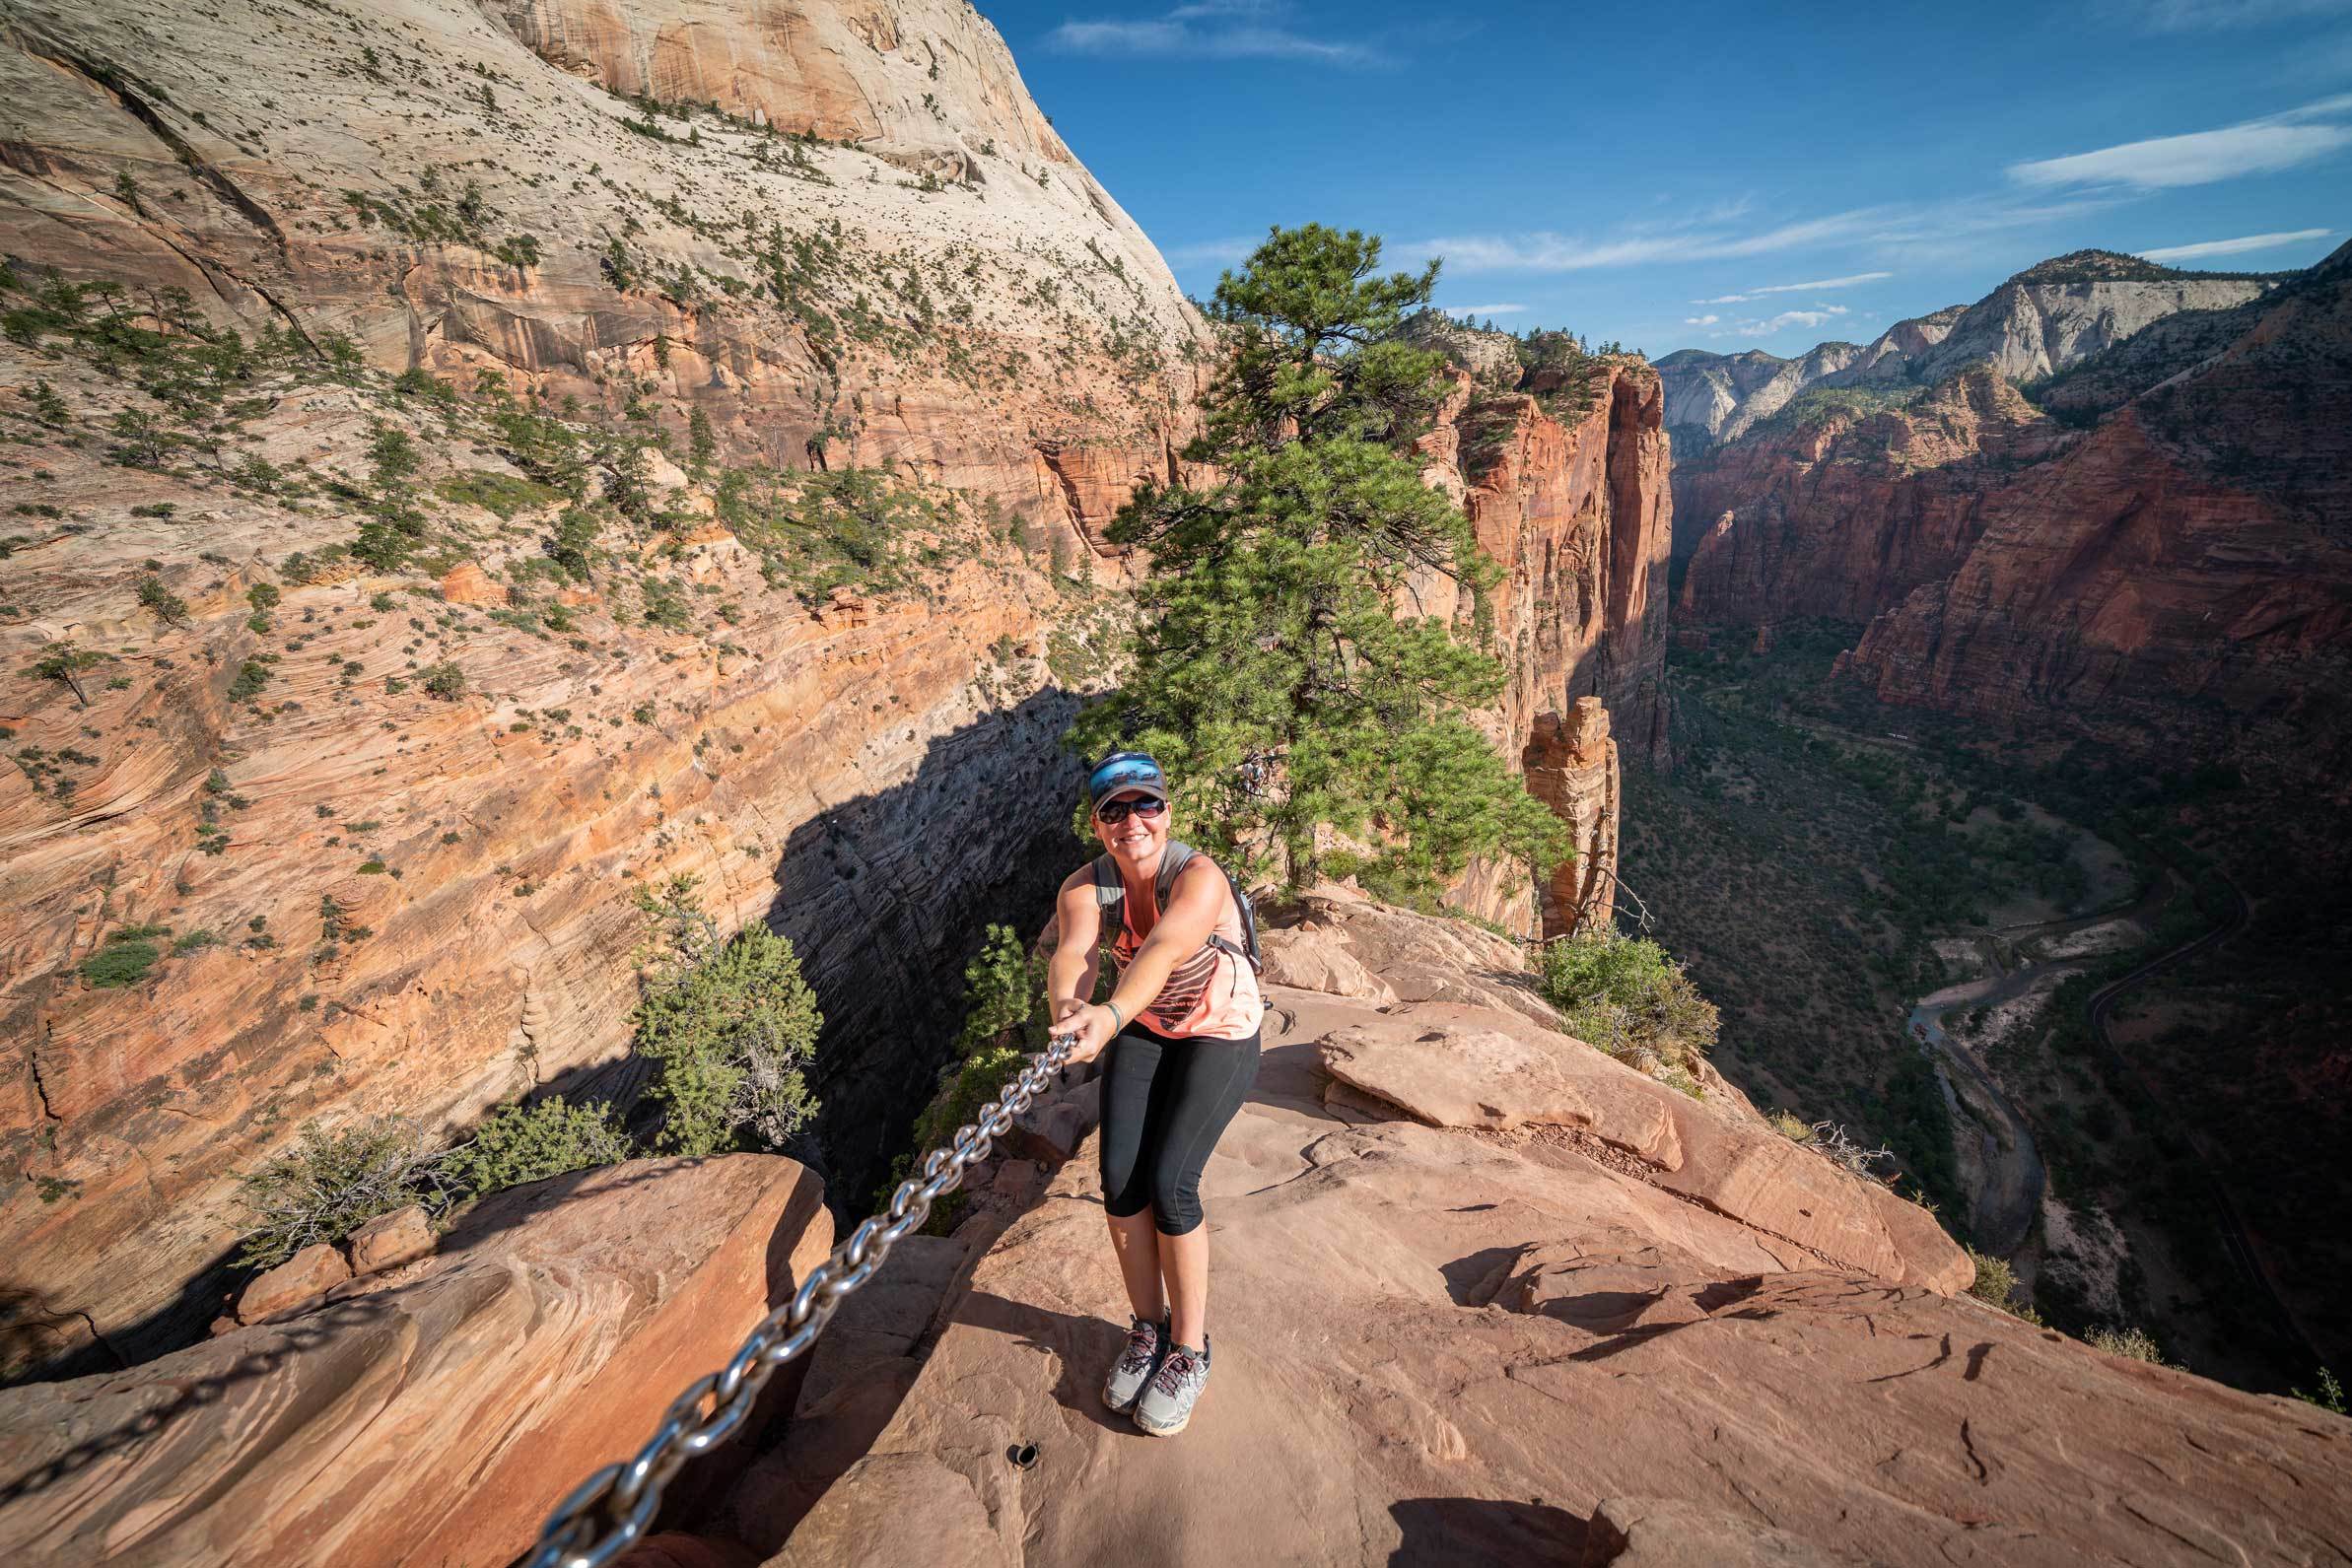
[1095,844,1260,975]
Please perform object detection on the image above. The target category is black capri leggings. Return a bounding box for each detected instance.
[1097,1022,1261,1236]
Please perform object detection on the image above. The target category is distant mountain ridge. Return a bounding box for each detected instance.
[1659,249,2279,449]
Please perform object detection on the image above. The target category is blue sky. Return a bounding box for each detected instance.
[988,0,2352,358]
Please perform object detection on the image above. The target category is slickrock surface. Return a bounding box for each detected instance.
[0,0,1193,1376]
[772,983,2352,1567]
[0,1154,831,1567]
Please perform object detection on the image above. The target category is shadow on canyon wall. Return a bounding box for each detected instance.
[1,686,1093,1389]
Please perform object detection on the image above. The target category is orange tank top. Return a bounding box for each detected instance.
[1106,856,1265,1042]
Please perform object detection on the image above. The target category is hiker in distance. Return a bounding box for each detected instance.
[1049,750,1266,1438]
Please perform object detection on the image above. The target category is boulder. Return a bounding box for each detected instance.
[1007,1077,1100,1166]
[1317,1001,1963,1292]
[1258,922,1401,1005]
[347,1203,434,1275]
[235,1241,350,1323]
[0,1156,831,1568]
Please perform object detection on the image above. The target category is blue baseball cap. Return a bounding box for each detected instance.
[1087,751,1169,807]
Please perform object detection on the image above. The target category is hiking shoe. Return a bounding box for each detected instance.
[1133,1336,1210,1437]
[1102,1314,1169,1413]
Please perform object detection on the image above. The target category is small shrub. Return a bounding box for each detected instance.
[1535,926,1719,1071]
[633,879,822,1156]
[443,1096,632,1197]
[2294,1368,2347,1415]
[230,1117,449,1267]
[1768,1110,1815,1142]
[420,661,465,699]
[1967,1247,2021,1311]
[227,659,272,702]
[81,938,161,988]
[136,576,187,624]
[2087,1326,2167,1364]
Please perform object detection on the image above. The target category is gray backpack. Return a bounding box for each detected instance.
[1090,840,1263,977]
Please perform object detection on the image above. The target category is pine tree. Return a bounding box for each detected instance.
[1070,224,1567,905]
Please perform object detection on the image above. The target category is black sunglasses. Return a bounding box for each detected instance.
[1095,796,1168,825]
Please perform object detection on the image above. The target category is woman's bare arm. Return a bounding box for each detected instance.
[1047,867,1103,1024]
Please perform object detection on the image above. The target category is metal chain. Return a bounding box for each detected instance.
[522,1033,1077,1568]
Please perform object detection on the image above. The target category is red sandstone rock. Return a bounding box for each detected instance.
[0,1155,832,1567]
[347,1203,434,1275]
[768,1452,1010,1568]
[775,981,2352,1567]
[439,562,510,606]
[235,1241,350,1324]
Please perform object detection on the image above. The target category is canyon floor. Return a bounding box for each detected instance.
[1628,618,2347,1391]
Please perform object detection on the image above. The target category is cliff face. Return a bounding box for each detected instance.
[1842,243,2352,769]
[1676,368,2072,626]
[1659,251,2269,463]
[1409,343,1674,933]
[0,0,1198,1376]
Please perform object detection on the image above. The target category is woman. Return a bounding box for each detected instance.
[1049,750,1264,1438]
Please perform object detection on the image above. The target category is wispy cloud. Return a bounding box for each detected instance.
[1690,306,1853,342]
[2108,0,2352,31]
[2008,95,2352,189]
[1046,2,1383,65]
[2137,226,2334,260]
[1437,303,1529,315]
[1160,236,1259,268]
[1422,195,2110,277]
[1689,269,1893,304]
[1418,208,1902,273]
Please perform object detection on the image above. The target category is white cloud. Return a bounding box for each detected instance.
[2110,0,2352,31]
[1160,236,1258,268]
[2136,227,2334,260]
[1419,207,1901,273]
[1684,313,1721,325]
[2009,96,2352,189]
[1690,270,1891,306]
[1046,3,1383,65]
[1746,270,1893,295]
[1437,303,1528,315]
[1752,307,1848,332]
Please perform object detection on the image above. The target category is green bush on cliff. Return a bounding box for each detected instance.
[232,1117,449,1267]
[1535,925,1719,1071]
[443,1096,634,1197]
[632,876,822,1156]
[1068,223,1567,903]
[906,924,1052,1156]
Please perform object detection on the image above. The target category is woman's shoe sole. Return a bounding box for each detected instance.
[1133,1411,1190,1437]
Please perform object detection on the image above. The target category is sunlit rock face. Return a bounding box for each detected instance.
[0,0,1202,1376]
[1411,346,1674,934]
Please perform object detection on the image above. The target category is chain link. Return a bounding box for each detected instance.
[521,1034,1077,1568]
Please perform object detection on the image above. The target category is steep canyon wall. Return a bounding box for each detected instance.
[1411,337,1673,934]
[0,0,1202,1375]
